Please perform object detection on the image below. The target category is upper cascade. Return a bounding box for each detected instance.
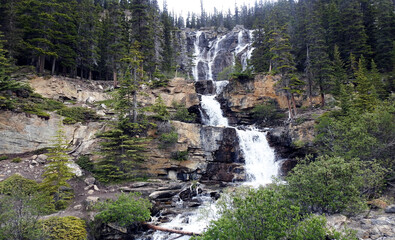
[189,25,254,81]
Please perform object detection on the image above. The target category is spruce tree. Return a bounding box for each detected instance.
[95,43,148,183]
[354,57,377,112]
[332,45,348,98]
[41,125,74,201]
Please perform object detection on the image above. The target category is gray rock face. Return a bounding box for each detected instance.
[180,26,253,81]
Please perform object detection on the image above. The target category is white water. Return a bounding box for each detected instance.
[147,29,277,240]
[192,31,203,81]
[208,35,227,80]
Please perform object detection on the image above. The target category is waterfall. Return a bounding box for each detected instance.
[144,28,277,240]
[192,31,203,81]
[208,35,227,80]
[237,127,278,187]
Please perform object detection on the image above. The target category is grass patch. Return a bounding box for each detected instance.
[11,157,22,163]
[171,150,188,161]
[0,156,8,161]
[57,106,99,124]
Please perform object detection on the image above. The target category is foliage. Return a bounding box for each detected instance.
[95,192,151,227]
[159,131,178,149]
[151,95,169,121]
[315,102,395,170]
[57,106,98,125]
[95,127,148,183]
[217,65,234,80]
[252,99,284,124]
[171,150,188,161]
[286,156,386,215]
[0,156,8,161]
[171,102,196,123]
[76,155,94,172]
[41,216,87,240]
[41,125,74,209]
[0,175,54,240]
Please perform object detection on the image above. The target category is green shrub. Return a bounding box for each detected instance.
[11,157,22,163]
[151,95,169,121]
[76,155,94,172]
[57,106,98,124]
[252,100,284,124]
[41,216,87,240]
[40,99,65,111]
[217,65,234,80]
[286,156,386,215]
[159,131,178,149]
[171,102,196,123]
[95,192,151,227]
[0,174,39,195]
[22,102,50,119]
[195,186,357,240]
[171,150,188,161]
[0,156,8,161]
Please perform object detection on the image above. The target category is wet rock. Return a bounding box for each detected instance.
[385,205,395,213]
[149,190,179,200]
[195,80,215,95]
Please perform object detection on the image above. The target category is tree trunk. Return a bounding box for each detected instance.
[286,94,293,119]
[133,65,138,123]
[144,223,201,236]
[89,70,92,81]
[113,70,117,87]
[51,57,56,75]
[321,92,325,107]
[291,93,298,116]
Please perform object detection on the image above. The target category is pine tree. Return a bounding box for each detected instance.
[95,43,148,183]
[374,0,395,71]
[305,1,333,107]
[332,45,348,98]
[41,125,74,198]
[339,0,371,61]
[0,30,21,92]
[354,57,377,112]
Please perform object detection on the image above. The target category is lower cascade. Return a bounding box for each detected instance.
[142,80,279,239]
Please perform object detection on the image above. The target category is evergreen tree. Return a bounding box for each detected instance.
[339,0,371,61]
[130,0,157,73]
[354,57,377,112]
[95,43,148,183]
[41,125,74,200]
[331,45,348,98]
[305,1,332,106]
[76,0,100,80]
[374,0,395,71]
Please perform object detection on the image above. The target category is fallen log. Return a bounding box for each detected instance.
[144,223,201,236]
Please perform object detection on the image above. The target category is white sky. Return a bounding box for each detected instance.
[157,0,258,18]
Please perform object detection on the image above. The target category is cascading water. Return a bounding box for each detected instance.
[143,28,278,239]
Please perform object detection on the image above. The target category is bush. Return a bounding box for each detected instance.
[252,99,284,124]
[171,150,188,161]
[159,131,178,149]
[195,186,357,240]
[95,192,151,227]
[76,155,94,172]
[0,156,8,161]
[171,102,196,123]
[151,95,169,121]
[286,156,386,215]
[57,106,98,124]
[41,216,87,240]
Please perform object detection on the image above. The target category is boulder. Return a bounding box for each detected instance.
[149,190,179,200]
[84,177,96,185]
[195,80,215,95]
[385,205,395,213]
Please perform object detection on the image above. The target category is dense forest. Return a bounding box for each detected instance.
[0,0,395,239]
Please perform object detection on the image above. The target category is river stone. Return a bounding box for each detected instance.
[37,154,48,164]
[385,205,395,213]
[149,190,179,200]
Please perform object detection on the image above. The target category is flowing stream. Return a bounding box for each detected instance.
[145,29,279,240]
